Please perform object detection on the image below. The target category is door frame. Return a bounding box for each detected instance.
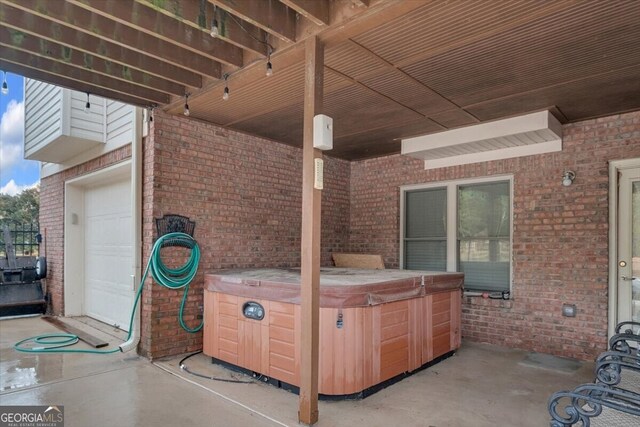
[64,160,131,317]
[608,157,640,337]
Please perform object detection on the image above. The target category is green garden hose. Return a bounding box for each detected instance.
[14,232,201,354]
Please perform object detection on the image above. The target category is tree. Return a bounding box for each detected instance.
[0,187,40,224]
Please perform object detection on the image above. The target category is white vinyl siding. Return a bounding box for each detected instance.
[106,100,134,145]
[24,79,63,158]
[24,79,136,166]
[68,91,105,142]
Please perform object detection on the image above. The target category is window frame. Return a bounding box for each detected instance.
[399,175,514,292]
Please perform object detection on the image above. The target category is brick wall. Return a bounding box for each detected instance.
[349,111,640,360]
[140,111,350,358]
[39,145,132,315]
[40,109,638,362]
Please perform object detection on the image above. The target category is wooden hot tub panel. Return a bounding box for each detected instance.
[204,288,462,396]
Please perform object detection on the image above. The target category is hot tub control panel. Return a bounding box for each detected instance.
[242,301,265,320]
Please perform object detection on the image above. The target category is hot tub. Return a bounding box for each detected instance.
[203,268,463,397]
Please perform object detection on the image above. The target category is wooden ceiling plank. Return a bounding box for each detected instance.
[393,1,578,69]
[0,55,165,106]
[0,27,185,96]
[136,0,268,56]
[164,0,421,111]
[4,0,220,78]
[462,63,640,111]
[0,2,203,88]
[280,0,329,26]
[346,39,479,122]
[208,0,297,43]
[69,0,243,68]
[325,65,426,120]
[318,0,422,47]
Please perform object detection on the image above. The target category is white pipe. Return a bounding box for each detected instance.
[120,106,144,353]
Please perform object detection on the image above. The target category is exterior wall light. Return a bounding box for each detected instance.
[562,170,576,187]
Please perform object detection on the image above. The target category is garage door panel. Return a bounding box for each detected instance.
[84,177,133,331]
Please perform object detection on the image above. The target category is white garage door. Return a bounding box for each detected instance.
[84,177,133,331]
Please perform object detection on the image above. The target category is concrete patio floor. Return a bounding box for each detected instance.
[1,317,594,427]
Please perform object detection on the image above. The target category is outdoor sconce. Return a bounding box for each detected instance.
[562,170,576,187]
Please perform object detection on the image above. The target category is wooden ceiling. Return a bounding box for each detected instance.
[2,0,639,160]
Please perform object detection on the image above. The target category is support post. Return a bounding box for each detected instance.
[299,35,323,425]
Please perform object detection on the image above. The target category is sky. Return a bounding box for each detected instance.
[0,72,40,196]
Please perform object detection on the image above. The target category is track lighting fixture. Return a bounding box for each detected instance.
[184,94,190,116]
[223,74,229,101]
[1,71,8,95]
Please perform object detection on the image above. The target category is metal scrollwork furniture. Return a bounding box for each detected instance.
[548,321,640,426]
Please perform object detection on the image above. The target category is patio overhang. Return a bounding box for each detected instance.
[2,2,640,425]
[1,0,639,160]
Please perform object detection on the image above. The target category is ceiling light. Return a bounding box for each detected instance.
[210,18,219,37]
[266,47,273,77]
[184,94,190,116]
[223,74,229,101]
[210,6,219,37]
[1,71,8,95]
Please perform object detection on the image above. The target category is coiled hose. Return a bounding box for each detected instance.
[14,232,201,354]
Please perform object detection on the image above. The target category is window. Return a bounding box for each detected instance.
[404,188,447,271]
[401,177,512,292]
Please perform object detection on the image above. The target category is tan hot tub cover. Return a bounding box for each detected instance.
[205,267,464,308]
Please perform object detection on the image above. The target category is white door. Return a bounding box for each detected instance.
[84,177,133,331]
[617,166,640,324]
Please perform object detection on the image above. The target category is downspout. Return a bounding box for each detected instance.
[120,106,143,353]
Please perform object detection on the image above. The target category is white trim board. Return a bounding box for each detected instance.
[608,158,640,338]
[401,111,562,169]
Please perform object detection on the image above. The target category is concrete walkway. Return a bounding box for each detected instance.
[1,317,594,426]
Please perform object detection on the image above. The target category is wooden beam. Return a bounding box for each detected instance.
[0,60,152,107]
[136,0,269,56]
[68,0,243,68]
[1,47,170,104]
[208,0,297,43]
[299,35,322,426]
[4,0,220,78]
[0,2,203,88]
[0,27,185,96]
[280,0,329,26]
[352,0,370,7]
